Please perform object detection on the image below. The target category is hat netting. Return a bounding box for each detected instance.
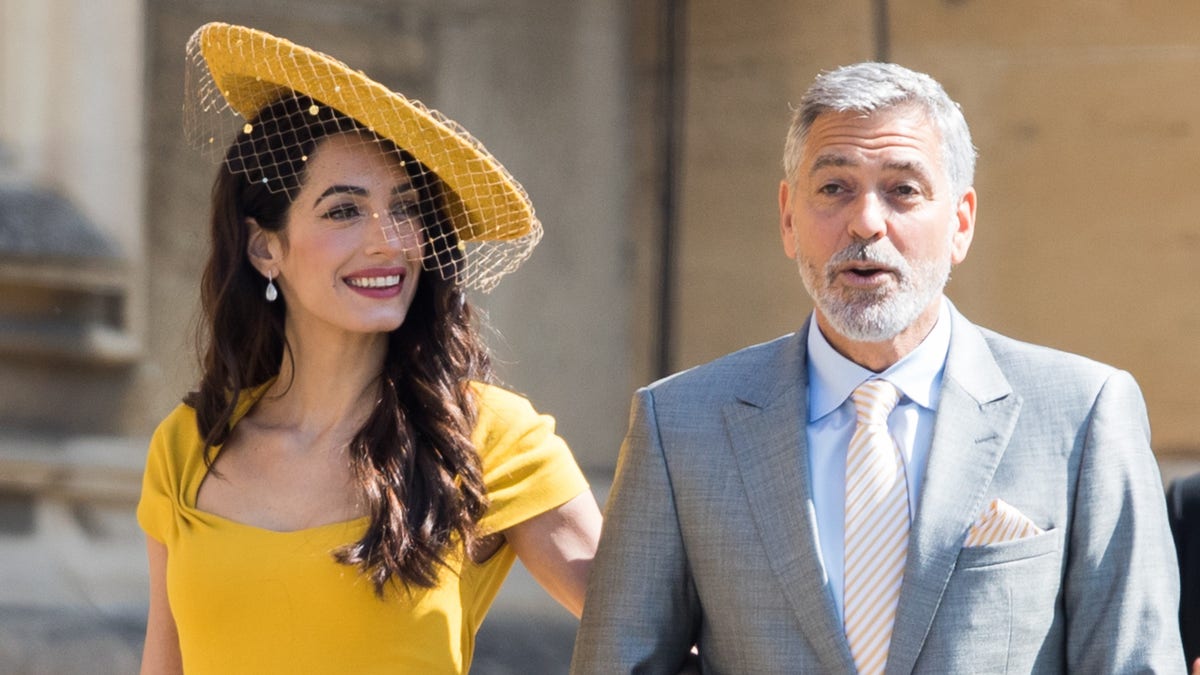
[182,23,541,292]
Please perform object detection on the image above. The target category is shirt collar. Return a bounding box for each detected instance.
[806,299,952,422]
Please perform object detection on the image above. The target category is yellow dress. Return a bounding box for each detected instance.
[137,382,589,674]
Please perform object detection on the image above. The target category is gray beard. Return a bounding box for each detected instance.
[799,239,950,342]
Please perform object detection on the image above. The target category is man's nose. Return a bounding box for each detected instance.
[847,192,888,242]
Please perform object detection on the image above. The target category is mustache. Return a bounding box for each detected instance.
[825,239,909,274]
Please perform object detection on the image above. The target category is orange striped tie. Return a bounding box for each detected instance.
[844,379,908,675]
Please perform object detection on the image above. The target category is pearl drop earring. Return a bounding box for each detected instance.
[265,271,278,302]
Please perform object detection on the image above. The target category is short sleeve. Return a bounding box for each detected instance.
[471,384,589,535]
[137,405,193,544]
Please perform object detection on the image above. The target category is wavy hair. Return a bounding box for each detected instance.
[185,94,493,594]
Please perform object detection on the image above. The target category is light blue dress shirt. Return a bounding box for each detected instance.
[805,299,952,622]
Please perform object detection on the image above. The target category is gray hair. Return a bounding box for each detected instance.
[782,62,977,197]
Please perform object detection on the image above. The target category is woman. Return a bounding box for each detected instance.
[138,23,601,673]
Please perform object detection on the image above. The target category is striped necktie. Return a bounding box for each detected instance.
[844,379,908,675]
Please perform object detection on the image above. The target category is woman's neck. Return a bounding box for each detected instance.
[259,321,389,437]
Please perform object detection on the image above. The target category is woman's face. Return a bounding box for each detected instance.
[259,133,425,341]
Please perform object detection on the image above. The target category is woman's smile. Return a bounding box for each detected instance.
[262,132,425,336]
[344,267,407,298]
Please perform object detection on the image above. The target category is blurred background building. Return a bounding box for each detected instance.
[1,0,1197,671]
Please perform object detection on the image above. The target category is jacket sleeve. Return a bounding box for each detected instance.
[1167,472,1200,664]
[1065,369,1186,672]
[570,388,700,674]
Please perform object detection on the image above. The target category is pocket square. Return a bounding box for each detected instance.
[964,498,1045,547]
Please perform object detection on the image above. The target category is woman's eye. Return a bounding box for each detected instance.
[324,204,361,221]
[390,200,422,221]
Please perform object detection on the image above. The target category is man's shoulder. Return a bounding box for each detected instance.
[643,332,799,401]
[972,324,1122,386]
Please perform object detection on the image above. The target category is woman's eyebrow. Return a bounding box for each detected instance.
[313,184,367,208]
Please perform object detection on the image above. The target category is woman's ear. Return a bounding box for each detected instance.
[245,218,279,276]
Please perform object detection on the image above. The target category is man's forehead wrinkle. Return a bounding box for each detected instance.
[810,132,934,150]
[808,152,933,176]
[810,154,858,174]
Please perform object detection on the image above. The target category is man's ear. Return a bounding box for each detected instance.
[779,179,799,260]
[950,187,976,266]
[245,218,279,276]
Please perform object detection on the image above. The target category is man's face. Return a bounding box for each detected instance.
[778,105,975,345]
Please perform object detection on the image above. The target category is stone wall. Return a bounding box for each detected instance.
[140,0,634,472]
[650,0,1200,474]
[2,1,1198,671]
[892,1,1200,467]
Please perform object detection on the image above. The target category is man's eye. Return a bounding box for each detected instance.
[818,183,844,195]
[893,184,919,197]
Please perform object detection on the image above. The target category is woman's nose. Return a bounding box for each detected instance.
[369,211,423,257]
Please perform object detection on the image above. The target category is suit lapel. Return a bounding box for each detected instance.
[724,326,857,674]
[884,308,1023,675]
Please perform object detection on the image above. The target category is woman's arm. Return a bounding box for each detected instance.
[504,491,602,618]
[140,537,183,675]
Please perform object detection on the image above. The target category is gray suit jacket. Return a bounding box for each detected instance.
[572,306,1183,674]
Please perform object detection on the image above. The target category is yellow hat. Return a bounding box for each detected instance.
[184,22,541,291]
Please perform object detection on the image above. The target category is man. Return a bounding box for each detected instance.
[571,63,1183,673]
[1168,472,1200,673]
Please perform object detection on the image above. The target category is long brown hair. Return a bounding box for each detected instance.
[186,95,493,594]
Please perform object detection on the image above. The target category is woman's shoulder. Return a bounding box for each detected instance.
[152,401,202,445]
[468,381,563,450]
[470,381,539,421]
[467,381,561,461]
[466,381,588,535]
[159,381,272,440]
[145,401,206,477]
[139,401,206,539]
[149,382,270,466]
